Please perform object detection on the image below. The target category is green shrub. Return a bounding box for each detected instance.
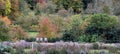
[62,30,76,41]
[91,34,102,42]
[92,43,99,49]
[70,14,83,27]
[61,14,84,42]
[15,12,39,31]
[77,34,90,42]
[77,34,102,42]
[69,14,83,40]
[0,20,10,41]
[85,14,120,43]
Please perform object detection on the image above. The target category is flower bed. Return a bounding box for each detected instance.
[1,41,120,54]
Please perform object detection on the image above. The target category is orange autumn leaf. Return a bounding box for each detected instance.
[0,16,11,25]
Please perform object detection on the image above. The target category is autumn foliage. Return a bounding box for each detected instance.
[0,16,11,25]
[10,0,20,20]
[9,25,28,41]
[37,17,57,38]
[0,0,11,15]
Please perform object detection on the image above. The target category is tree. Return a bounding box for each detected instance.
[0,0,11,16]
[9,0,19,20]
[62,14,83,41]
[70,14,83,38]
[52,0,83,13]
[85,14,120,42]
[9,25,28,41]
[15,12,38,31]
[38,17,58,38]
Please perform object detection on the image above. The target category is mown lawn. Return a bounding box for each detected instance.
[28,32,39,38]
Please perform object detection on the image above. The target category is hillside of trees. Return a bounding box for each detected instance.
[1,0,120,54]
[0,0,120,43]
